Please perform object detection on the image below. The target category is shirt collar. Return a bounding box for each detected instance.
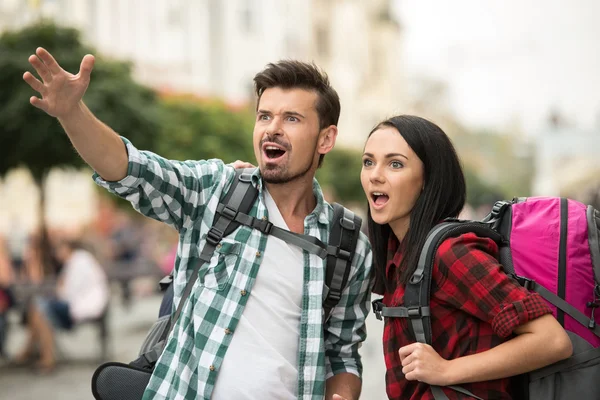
[252,169,330,226]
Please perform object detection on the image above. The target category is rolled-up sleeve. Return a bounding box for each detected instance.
[93,137,229,232]
[491,292,551,338]
[324,234,374,379]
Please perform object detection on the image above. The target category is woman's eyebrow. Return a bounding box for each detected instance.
[362,152,408,160]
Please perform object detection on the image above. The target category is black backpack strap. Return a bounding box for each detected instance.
[138,168,259,366]
[323,204,362,323]
[170,168,257,328]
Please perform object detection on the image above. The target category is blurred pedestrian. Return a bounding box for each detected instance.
[14,239,109,372]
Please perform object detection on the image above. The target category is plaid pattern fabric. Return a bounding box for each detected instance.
[94,138,373,400]
[381,232,551,400]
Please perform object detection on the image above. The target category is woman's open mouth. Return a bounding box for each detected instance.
[371,192,389,209]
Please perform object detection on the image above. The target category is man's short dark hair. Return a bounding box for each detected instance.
[254,60,341,167]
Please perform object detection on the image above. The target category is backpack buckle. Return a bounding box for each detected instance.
[372,299,384,321]
[220,205,237,220]
[159,274,173,292]
[206,228,223,246]
[491,201,510,218]
[513,274,535,290]
[340,215,355,230]
[252,218,273,234]
[336,248,352,261]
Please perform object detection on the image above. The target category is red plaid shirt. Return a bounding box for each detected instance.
[379,232,551,400]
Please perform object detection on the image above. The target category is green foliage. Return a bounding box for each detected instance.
[156,96,255,164]
[0,22,161,182]
[316,147,365,205]
[463,167,505,207]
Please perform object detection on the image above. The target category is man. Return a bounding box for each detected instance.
[23,48,373,399]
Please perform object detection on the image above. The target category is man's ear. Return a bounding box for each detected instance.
[318,125,338,156]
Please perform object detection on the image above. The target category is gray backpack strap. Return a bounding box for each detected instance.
[376,220,502,400]
[587,206,600,285]
[323,204,362,323]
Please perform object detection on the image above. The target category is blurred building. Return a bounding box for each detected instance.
[532,114,600,199]
[0,0,405,148]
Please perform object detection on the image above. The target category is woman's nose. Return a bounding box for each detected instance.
[369,167,385,184]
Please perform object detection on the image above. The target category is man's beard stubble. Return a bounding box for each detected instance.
[260,134,319,185]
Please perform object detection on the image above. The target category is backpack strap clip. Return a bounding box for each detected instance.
[220,205,238,220]
[512,274,536,291]
[339,214,356,230]
[250,218,274,235]
[333,247,352,261]
[158,274,173,292]
[205,227,225,247]
[372,299,384,321]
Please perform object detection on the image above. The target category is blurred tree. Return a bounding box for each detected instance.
[156,94,255,163]
[463,166,504,208]
[316,147,365,205]
[0,22,162,276]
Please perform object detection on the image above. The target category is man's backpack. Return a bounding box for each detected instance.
[373,196,600,400]
[91,168,362,400]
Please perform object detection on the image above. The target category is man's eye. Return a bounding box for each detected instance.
[258,114,270,121]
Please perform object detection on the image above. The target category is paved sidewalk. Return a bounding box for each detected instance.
[0,294,387,400]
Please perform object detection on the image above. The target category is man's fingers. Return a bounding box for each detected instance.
[23,72,46,94]
[29,54,52,83]
[79,54,95,80]
[30,96,49,113]
[332,395,347,400]
[36,47,62,75]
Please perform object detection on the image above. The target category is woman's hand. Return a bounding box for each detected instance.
[228,160,256,169]
[399,342,452,386]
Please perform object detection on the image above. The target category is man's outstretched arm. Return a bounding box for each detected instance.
[24,47,127,181]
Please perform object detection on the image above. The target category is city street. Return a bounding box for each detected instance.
[0,289,387,400]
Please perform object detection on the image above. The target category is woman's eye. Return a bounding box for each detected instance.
[390,161,403,169]
[362,159,373,167]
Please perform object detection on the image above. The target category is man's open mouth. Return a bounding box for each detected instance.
[263,144,287,161]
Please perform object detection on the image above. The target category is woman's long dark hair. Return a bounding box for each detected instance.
[367,115,466,293]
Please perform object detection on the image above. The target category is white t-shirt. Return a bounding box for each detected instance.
[58,249,110,322]
[211,190,304,399]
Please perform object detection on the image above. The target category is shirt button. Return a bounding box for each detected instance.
[209,365,215,371]
[225,328,232,335]
[261,216,268,221]
[256,251,261,257]
[240,290,247,296]
[216,243,222,249]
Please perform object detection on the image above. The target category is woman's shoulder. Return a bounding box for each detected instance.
[435,231,500,262]
[432,232,502,286]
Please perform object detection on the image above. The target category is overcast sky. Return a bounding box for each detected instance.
[393,0,600,134]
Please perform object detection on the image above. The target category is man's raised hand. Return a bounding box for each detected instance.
[23,47,95,118]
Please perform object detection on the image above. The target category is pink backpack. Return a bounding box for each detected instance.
[373,196,600,399]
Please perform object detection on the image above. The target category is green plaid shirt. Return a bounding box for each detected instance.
[94,138,373,400]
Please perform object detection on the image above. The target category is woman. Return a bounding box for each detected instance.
[358,115,572,399]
